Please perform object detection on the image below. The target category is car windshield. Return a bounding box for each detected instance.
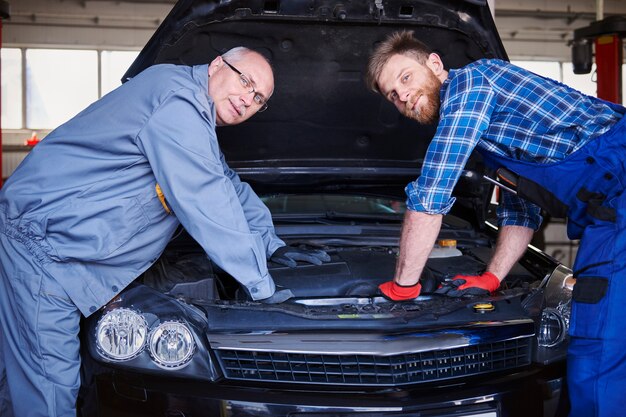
[260,194,406,215]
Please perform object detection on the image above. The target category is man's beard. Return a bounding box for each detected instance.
[402,70,442,125]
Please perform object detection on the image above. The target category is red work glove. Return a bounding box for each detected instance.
[378,281,422,301]
[435,272,500,297]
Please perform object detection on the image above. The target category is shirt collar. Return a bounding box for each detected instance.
[192,63,216,117]
[440,77,451,103]
[192,63,210,95]
[439,67,464,105]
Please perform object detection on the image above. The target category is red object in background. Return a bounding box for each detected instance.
[25,132,40,147]
[572,17,626,106]
[595,34,623,104]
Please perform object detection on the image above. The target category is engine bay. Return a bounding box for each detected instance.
[141,229,537,303]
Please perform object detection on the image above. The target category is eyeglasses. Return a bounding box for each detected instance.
[222,60,269,113]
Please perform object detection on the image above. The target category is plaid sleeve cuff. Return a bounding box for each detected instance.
[497,192,543,230]
[405,182,456,214]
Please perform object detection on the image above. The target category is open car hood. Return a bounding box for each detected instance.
[124,0,507,212]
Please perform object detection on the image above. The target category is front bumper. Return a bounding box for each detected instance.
[79,362,567,417]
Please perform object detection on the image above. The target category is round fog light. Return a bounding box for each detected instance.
[149,321,195,369]
[96,308,148,361]
[538,308,565,347]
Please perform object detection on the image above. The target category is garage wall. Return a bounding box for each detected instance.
[2,0,172,50]
[496,0,626,60]
[4,0,626,58]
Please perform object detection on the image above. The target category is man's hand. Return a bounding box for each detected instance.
[270,246,331,268]
[435,272,500,297]
[259,285,295,304]
[378,281,422,301]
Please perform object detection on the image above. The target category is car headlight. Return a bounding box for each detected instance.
[531,264,573,364]
[149,321,195,369]
[95,308,148,361]
[87,283,221,381]
[538,308,566,347]
[541,265,572,345]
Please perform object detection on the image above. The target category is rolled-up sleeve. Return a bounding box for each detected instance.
[497,191,543,230]
[135,89,275,300]
[406,70,495,214]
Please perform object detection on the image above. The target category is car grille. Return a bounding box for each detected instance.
[216,337,532,386]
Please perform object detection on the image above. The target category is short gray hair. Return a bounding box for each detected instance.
[222,46,271,67]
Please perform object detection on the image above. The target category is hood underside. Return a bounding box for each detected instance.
[125,0,507,170]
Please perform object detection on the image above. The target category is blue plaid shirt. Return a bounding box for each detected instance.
[406,58,623,229]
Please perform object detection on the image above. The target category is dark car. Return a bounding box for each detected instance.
[78,1,573,416]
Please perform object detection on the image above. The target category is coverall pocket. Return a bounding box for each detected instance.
[7,269,44,363]
[572,276,608,303]
[44,197,150,262]
[569,276,610,339]
[569,218,616,339]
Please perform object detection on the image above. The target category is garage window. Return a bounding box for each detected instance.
[101,51,140,96]
[1,48,22,129]
[26,49,98,129]
[1,47,139,130]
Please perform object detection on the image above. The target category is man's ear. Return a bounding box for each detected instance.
[426,53,444,73]
[426,53,448,81]
[208,55,223,77]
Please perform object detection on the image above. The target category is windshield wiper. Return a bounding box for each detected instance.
[272,211,403,224]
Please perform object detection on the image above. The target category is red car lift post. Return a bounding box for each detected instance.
[572,16,626,104]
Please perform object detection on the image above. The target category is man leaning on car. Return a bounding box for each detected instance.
[0,47,328,417]
[367,30,626,417]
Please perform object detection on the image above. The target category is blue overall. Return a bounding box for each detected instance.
[479,109,626,417]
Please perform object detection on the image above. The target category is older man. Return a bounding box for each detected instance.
[366,31,626,417]
[0,47,328,417]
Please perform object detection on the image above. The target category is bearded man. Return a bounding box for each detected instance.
[366,30,626,417]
